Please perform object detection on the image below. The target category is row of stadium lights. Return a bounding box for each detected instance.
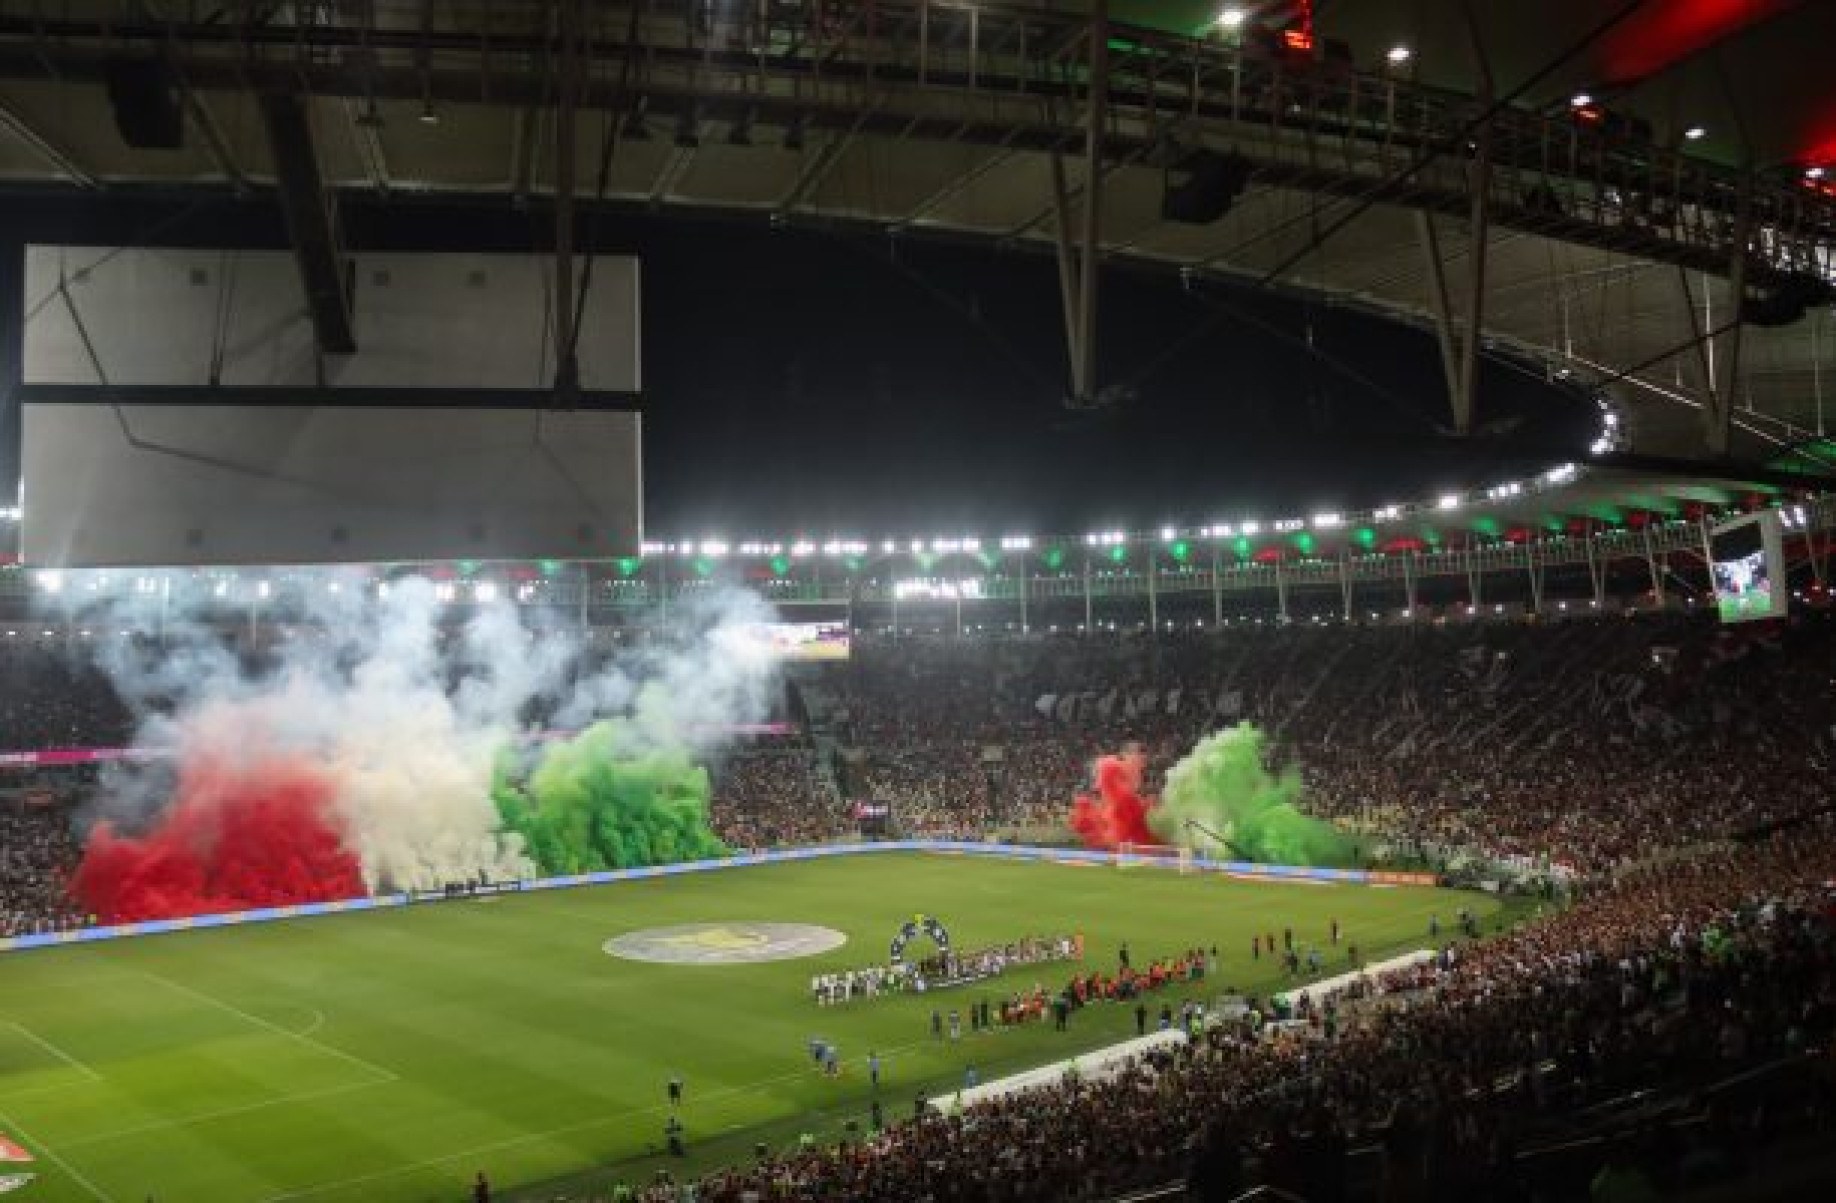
[16,506,1812,602]
[18,586,1836,642]
[646,465,1587,559]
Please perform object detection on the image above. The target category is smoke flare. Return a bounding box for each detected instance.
[1069,749,1156,850]
[68,756,366,922]
[61,576,778,919]
[1152,723,1355,867]
[493,721,728,874]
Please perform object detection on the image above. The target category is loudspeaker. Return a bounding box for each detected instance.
[1161,150,1252,225]
[105,57,185,149]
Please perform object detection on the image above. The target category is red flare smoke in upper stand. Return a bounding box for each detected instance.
[69,756,366,923]
[1070,747,1155,850]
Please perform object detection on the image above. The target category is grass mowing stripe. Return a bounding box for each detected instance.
[130,968,399,1085]
[256,1038,932,1203]
[0,1107,117,1203]
[1,1022,102,1084]
[57,1079,391,1150]
[0,854,1510,1202]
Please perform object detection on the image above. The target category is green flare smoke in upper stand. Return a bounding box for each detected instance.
[493,720,728,875]
[1151,723,1356,867]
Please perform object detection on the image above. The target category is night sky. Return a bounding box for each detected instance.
[633,217,1594,538]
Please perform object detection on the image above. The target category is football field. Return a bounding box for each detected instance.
[0,853,1506,1202]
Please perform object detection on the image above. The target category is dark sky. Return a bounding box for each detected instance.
[634,218,1594,537]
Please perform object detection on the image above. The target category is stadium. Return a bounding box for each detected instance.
[1,2,1835,1202]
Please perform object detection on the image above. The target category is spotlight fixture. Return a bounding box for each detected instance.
[1385,45,1411,65]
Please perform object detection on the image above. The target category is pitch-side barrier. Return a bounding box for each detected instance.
[0,840,1436,954]
[926,1028,1189,1114]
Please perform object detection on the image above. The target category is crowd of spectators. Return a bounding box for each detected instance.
[831,614,1834,877]
[4,613,1834,1197]
[689,820,1836,1202]
[708,748,843,850]
[3,613,1830,929]
[0,644,134,750]
[0,805,85,937]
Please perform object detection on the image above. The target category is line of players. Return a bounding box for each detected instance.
[810,933,1082,1005]
[640,918,1375,1191]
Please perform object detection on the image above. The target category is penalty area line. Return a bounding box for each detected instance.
[2,1021,103,1084]
[131,970,399,1086]
[0,1106,118,1203]
[257,1038,933,1202]
[58,1078,390,1150]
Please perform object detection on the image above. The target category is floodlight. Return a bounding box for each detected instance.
[1386,46,1411,65]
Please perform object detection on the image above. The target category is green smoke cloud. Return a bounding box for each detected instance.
[1151,723,1356,867]
[492,721,728,874]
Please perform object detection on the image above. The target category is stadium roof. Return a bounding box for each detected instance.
[0,1,1830,463]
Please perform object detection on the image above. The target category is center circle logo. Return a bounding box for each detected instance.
[603,922,847,965]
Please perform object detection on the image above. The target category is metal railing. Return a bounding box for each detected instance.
[0,1,1828,279]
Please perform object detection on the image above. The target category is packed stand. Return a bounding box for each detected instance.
[0,805,86,937]
[708,749,843,850]
[692,820,1836,1202]
[835,614,1835,877]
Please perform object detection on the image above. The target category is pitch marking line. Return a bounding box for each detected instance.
[131,970,399,1086]
[0,1106,117,1203]
[3,1021,102,1084]
[258,1038,933,1202]
[59,1078,389,1150]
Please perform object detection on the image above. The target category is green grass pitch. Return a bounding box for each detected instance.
[0,854,1506,1202]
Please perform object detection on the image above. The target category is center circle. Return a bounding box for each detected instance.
[603,922,848,965]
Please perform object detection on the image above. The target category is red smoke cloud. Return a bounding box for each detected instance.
[69,757,366,923]
[1070,747,1156,850]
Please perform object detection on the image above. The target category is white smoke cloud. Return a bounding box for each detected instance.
[51,572,784,892]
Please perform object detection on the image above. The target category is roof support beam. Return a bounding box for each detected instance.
[1675,267,1716,401]
[256,91,354,355]
[1451,0,1495,438]
[0,99,94,187]
[1415,211,1466,430]
[895,145,1019,229]
[776,114,866,214]
[1055,1,1108,409]
[553,0,583,401]
[1706,172,1752,457]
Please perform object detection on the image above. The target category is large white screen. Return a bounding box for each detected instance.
[23,248,640,392]
[22,404,640,567]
